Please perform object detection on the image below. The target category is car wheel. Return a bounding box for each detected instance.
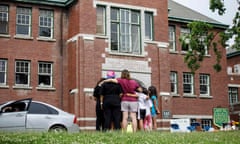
[49,125,67,132]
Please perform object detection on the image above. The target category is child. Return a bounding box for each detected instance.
[136,87,149,130]
[148,85,160,130]
[144,98,153,131]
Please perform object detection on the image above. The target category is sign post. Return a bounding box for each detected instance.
[213,108,229,128]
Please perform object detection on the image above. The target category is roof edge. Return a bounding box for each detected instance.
[227,50,240,58]
[8,0,76,7]
[169,16,229,29]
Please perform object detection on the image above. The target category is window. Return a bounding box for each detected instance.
[201,119,212,130]
[0,59,7,85]
[180,27,190,51]
[15,60,30,86]
[28,102,58,114]
[229,87,238,105]
[0,5,8,34]
[169,26,176,51]
[199,74,210,95]
[170,71,177,94]
[145,12,153,40]
[16,7,31,36]
[110,8,141,54]
[96,5,106,35]
[38,62,53,87]
[183,72,194,94]
[233,64,240,74]
[39,9,54,38]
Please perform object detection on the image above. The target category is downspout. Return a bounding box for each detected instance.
[60,8,64,108]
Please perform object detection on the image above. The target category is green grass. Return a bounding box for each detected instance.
[0,130,239,144]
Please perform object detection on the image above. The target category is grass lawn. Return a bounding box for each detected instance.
[0,130,239,144]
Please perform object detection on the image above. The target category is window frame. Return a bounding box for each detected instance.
[96,5,106,35]
[170,71,178,94]
[0,59,7,85]
[183,72,194,94]
[15,60,30,86]
[38,62,53,87]
[228,87,238,105]
[144,11,153,40]
[16,7,32,36]
[168,25,176,51]
[199,74,210,96]
[180,27,190,52]
[38,9,54,38]
[0,5,9,34]
[110,7,141,55]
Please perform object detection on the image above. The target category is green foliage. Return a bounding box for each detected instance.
[0,131,240,144]
[209,0,226,15]
[180,21,222,73]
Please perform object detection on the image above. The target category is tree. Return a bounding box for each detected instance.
[181,0,240,73]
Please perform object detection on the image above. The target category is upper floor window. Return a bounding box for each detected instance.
[183,72,194,94]
[145,12,153,40]
[170,71,178,94]
[96,5,106,35]
[38,62,53,87]
[0,5,8,34]
[180,27,190,51]
[39,9,54,38]
[0,59,7,85]
[169,25,176,51]
[16,7,31,36]
[229,87,238,105]
[15,60,30,86]
[199,74,210,95]
[234,64,240,74]
[110,8,141,54]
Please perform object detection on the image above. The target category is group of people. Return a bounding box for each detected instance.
[93,69,160,132]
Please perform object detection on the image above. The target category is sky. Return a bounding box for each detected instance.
[172,0,239,26]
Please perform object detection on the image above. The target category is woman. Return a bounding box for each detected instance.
[100,69,140,132]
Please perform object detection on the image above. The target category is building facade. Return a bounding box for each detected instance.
[227,50,240,121]
[0,0,229,130]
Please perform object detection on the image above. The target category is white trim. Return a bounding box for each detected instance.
[94,0,157,15]
[77,117,96,121]
[160,92,170,96]
[79,126,96,130]
[228,84,240,87]
[67,34,96,43]
[172,115,212,119]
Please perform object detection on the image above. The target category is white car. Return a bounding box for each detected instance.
[0,98,79,132]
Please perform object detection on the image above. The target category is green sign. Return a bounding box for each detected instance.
[213,108,229,128]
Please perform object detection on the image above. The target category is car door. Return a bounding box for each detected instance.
[0,98,32,131]
[26,102,59,131]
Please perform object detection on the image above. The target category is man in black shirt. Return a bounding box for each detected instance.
[100,71,122,131]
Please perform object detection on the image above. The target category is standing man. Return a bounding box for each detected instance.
[100,71,123,131]
[93,78,105,131]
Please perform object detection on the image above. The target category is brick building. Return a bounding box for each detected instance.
[227,49,240,121]
[0,0,229,130]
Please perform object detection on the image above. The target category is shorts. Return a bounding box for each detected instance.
[139,109,146,120]
[121,101,138,112]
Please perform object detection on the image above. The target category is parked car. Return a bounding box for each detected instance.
[0,98,79,132]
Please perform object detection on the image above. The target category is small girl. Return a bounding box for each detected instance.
[136,87,149,130]
[148,85,160,130]
[144,98,153,131]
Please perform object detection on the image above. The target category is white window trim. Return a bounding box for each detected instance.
[183,73,194,95]
[0,59,7,85]
[38,62,53,87]
[94,1,157,56]
[16,7,32,37]
[199,74,210,96]
[14,60,30,87]
[38,9,54,39]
